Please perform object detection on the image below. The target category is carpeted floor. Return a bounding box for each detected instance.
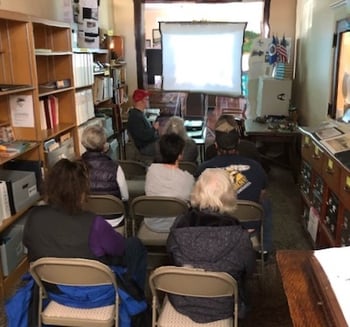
[241,163,313,327]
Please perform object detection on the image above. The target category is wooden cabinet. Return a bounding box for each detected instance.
[0,10,77,299]
[299,129,350,249]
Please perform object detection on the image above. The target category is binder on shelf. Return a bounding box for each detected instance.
[0,181,11,222]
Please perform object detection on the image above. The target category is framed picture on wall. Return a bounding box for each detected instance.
[152,29,161,48]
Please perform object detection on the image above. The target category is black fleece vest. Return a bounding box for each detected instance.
[82,151,121,199]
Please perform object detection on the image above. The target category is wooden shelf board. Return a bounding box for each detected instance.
[0,142,39,166]
[41,123,75,140]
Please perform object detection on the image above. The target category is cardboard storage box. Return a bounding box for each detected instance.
[0,225,26,276]
[0,169,40,214]
[45,138,75,168]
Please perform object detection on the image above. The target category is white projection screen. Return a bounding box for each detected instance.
[160,21,247,96]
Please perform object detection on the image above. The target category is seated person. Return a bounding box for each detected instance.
[23,158,147,293]
[81,124,128,228]
[167,168,256,322]
[156,116,198,163]
[195,114,273,255]
[127,89,159,156]
[145,133,195,232]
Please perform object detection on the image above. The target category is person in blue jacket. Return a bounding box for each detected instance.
[23,158,148,326]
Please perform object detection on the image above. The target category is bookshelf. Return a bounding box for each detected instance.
[0,10,78,299]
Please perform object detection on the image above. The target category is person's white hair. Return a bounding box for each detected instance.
[163,116,188,140]
[81,125,108,152]
[190,168,237,215]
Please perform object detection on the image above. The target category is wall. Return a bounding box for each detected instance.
[0,0,62,20]
[112,0,138,94]
[295,0,350,126]
[0,0,113,40]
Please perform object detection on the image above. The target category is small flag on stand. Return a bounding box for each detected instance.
[277,35,288,63]
[268,35,278,65]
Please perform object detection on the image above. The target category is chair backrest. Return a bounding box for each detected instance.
[30,257,118,294]
[234,200,265,279]
[118,159,147,179]
[131,195,188,219]
[234,200,264,223]
[184,92,207,119]
[150,265,237,297]
[149,265,238,327]
[130,195,189,235]
[83,194,126,217]
[178,161,197,176]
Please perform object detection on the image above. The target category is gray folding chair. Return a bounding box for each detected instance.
[83,194,127,236]
[234,200,265,278]
[149,265,238,327]
[30,257,119,327]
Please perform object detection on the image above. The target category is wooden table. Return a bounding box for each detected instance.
[244,119,300,182]
[276,250,334,327]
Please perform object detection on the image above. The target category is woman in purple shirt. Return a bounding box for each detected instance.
[23,158,147,289]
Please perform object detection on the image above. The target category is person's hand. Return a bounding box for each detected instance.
[153,121,160,130]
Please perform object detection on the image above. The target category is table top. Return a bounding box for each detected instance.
[276,250,332,327]
[244,118,299,136]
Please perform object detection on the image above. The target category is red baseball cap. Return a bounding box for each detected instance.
[132,89,149,102]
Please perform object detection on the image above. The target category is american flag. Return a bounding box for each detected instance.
[277,35,288,63]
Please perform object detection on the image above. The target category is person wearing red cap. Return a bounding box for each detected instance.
[127,89,159,157]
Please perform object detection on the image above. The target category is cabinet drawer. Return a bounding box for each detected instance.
[301,134,313,161]
[302,140,324,174]
[322,153,341,194]
[339,169,350,204]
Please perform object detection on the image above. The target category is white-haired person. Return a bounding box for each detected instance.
[167,168,256,323]
[81,124,129,228]
[156,115,198,163]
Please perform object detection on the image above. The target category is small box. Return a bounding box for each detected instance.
[45,138,75,168]
[0,225,26,276]
[256,77,292,117]
[0,169,40,214]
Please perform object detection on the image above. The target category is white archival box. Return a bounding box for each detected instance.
[256,77,292,117]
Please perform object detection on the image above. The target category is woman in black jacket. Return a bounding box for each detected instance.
[167,168,256,323]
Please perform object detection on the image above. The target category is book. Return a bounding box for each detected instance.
[0,141,34,158]
[0,179,15,216]
[43,97,52,129]
[0,180,11,221]
[48,95,59,127]
[39,100,47,130]
[0,84,31,91]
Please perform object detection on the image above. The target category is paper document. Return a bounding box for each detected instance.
[315,127,343,140]
[320,133,350,154]
[314,246,350,326]
[10,95,34,128]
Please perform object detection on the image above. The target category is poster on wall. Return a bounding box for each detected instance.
[74,0,100,49]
